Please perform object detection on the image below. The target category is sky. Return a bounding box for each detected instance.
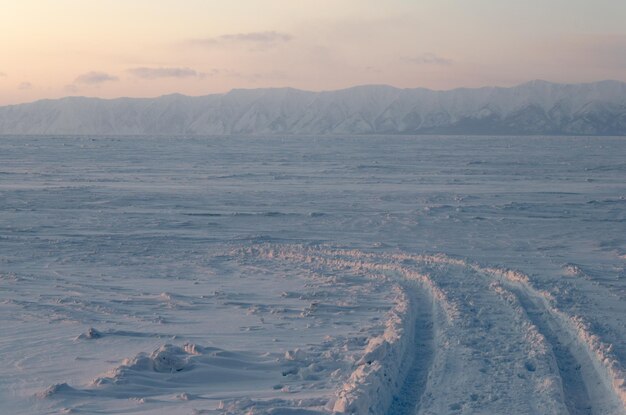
[1,0,625,105]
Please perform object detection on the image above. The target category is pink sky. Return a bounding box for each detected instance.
[1,0,625,105]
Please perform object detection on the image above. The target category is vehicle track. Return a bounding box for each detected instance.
[251,245,625,415]
[386,284,435,415]
[508,284,624,415]
[516,289,591,414]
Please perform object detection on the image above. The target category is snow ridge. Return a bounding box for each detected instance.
[252,245,457,414]
[332,285,416,414]
[260,245,625,414]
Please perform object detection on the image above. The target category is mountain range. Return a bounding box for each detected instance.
[1,80,625,135]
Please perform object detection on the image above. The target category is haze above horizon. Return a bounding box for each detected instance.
[2,0,625,105]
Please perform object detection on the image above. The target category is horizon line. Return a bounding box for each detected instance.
[2,79,625,108]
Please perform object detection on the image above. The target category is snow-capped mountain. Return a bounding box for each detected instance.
[1,80,625,135]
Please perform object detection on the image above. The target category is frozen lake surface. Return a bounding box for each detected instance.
[1,135,625,414]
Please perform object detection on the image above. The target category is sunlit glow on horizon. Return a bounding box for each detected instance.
[1,0,625,105]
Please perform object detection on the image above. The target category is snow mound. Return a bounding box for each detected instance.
[93,344,191,381]
[37,383,80,398]
[75,327,103,340]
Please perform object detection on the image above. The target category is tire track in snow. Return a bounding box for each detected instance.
[380,249,625,414]
[476,263,625,414]
[250,245,449,414]
[246,245,625,414]
[511,287,592,415]
[506,284,624,415]
[386,283,435,415]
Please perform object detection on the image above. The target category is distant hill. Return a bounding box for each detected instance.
[1,80,625,135]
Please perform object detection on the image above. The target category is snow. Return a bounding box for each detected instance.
[332,284,414,414]
[0,135,625,414]
[0,81,625,135]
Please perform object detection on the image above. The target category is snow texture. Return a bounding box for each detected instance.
[0,135,625,414]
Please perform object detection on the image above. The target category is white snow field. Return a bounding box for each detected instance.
[0,135,625,414]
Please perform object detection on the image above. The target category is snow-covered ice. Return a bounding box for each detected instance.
[0,135,625,414]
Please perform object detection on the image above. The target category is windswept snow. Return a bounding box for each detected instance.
[1,135,625,414]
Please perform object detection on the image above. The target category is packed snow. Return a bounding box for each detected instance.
[0,135,625,414]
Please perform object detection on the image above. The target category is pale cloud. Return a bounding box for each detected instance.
[210,68,243,78]
[215,31,292,43]
[188,31,293,49]
[401,53,452,66]
[18,81,32,90]
[74,71,119,85]
[127,67,202,79]
[64,84,80,93]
